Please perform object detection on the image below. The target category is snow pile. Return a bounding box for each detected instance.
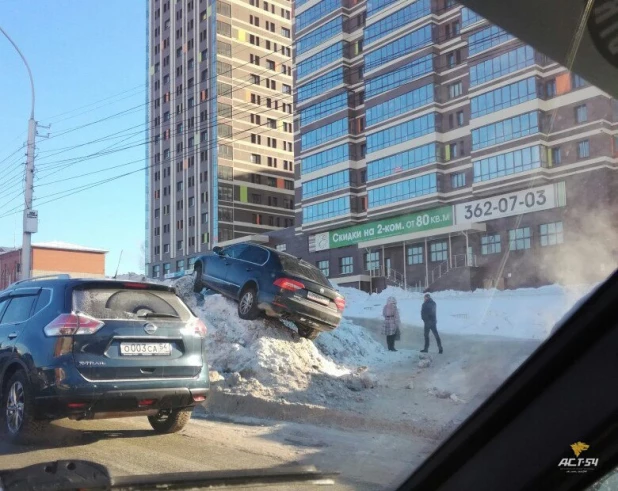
[173,276,386,406]
[340,284,597,340]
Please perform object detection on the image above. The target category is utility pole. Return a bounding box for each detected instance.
[0,26,38,280]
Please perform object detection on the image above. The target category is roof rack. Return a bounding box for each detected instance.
[9,274,71,287]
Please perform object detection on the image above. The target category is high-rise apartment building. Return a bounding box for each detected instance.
[268,0,618,291]
[146,0,295,278]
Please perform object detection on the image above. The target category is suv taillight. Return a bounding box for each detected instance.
[334,297,346,312]
[274,278,305,291]
[191,317,208,337]
[44,313,105,336]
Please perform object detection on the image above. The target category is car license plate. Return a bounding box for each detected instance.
[120,342,172,356]
[307,291,329,305]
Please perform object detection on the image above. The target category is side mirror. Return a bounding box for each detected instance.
[213,246,223,256]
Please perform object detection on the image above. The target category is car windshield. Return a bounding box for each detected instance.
[73,287,192,322]
[278,253,331,286]
[1,0,617,489]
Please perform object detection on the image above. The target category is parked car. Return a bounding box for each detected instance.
[0,275,209,442]
[192,244,345,340]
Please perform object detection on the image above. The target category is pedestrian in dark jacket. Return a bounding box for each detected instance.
[421,293,443,354]
[382,296,400,352]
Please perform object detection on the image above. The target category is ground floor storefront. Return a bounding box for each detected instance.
[267,175,618,292]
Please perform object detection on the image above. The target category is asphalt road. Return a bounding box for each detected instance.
[0,414,429,490]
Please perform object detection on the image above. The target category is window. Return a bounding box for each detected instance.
[188,196,195,207]
[281,27,291,38]
[472,112,540,150]
[446,50,461,68]
[250,153,262,164]
[238,246,269,264]
[282,84,291,94]
[578,140,590,159]
[365,252,380,271]
[367,143,436,180]
[317,260,330,277]
[164,244,170,253]
[448,81,463,99]
[451,172,466,188]
[297,67,344,102]
[267,59,275,70]
[473,145,544,182]
[251,74,260,84]
[481,235,501,255]
[365,0,430,43]
[572,74,586,88]
[303,196,351,223]
[365,25,432,69]
[250,15,259,27]
[367,113,435,153]
[470,77,537,117]
[575,104,588,123]
[303,170,350,198]
[2,295,38,323]
[551,147,562,165]
[250,54,260,66]
[430,241,448,262]
[468,25,512,55]
[509,227,531,250]
[366,83,433,126]
[456,110,464,126]
[297,42,344,79]
[470,46,535,87]
[407,246,423,265]
[301,144,349,174]
[545,79,556,98]
[216,20,231,36]
[540,222,564,246]
[340,256,354,274]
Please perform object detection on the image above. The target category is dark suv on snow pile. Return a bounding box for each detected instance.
[0,276,209,442]
[192,244,345,340]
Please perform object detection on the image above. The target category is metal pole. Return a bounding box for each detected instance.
[424,237,429,288]
[465,231,470,266]
[402,241,407,289]
[448,233,452,269]
[381,245,385,277]
[0,26,37,281]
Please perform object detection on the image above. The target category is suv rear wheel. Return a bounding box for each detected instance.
[193,263,204,293]
[238,285,260,320]
[148,408,193,433]
[298,325,320,341]
[2,370,48,443]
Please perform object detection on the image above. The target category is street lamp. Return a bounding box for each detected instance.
[0,26,37,280]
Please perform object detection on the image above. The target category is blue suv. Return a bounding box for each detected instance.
[192,244,345,340]
[0,276,209,442]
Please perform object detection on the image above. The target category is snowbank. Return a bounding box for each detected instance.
[172,276,386,406]
[340,284,597,340]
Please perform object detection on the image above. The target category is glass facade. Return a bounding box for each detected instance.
[300,92,348,127]
[297,42,344,79]
[366,83,434,126]
[468,25,513,55]
[470,46,535,86]
[540,222,564,246]
[470,77,537,118]
[303,170,350,198]
[366,54,433,98]
[297,0,340,31]
[473,145,544,182]
[301,144,349,175]
[366,0,398,16]
[472,111,539,150]
[364,25,432,70]
[301,117,348,150]
[368,173,437,207]
[461,7,483,27]
[367,113,435,153]
[303,196,351,222]
[367,143,437,180]
[297,17,343,56]
[364,0,430,44]
[297,67,345,102]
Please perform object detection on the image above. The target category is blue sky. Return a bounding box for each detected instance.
[0,1,147,275]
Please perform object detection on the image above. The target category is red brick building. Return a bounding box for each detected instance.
[0,242,108,290]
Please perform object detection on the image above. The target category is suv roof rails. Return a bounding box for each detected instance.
[10,274,71,287]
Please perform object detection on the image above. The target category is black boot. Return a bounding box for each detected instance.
[420,349,428,353]
[439,347,443,354]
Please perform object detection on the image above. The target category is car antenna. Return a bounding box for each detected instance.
[113,250,123,279]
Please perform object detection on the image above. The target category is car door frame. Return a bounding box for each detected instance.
[206,244,247,297]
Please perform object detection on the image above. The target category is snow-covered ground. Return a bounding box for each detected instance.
[167,275,596,437]
[340,284,598,340]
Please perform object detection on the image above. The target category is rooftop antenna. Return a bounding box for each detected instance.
[113,250,123,279]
